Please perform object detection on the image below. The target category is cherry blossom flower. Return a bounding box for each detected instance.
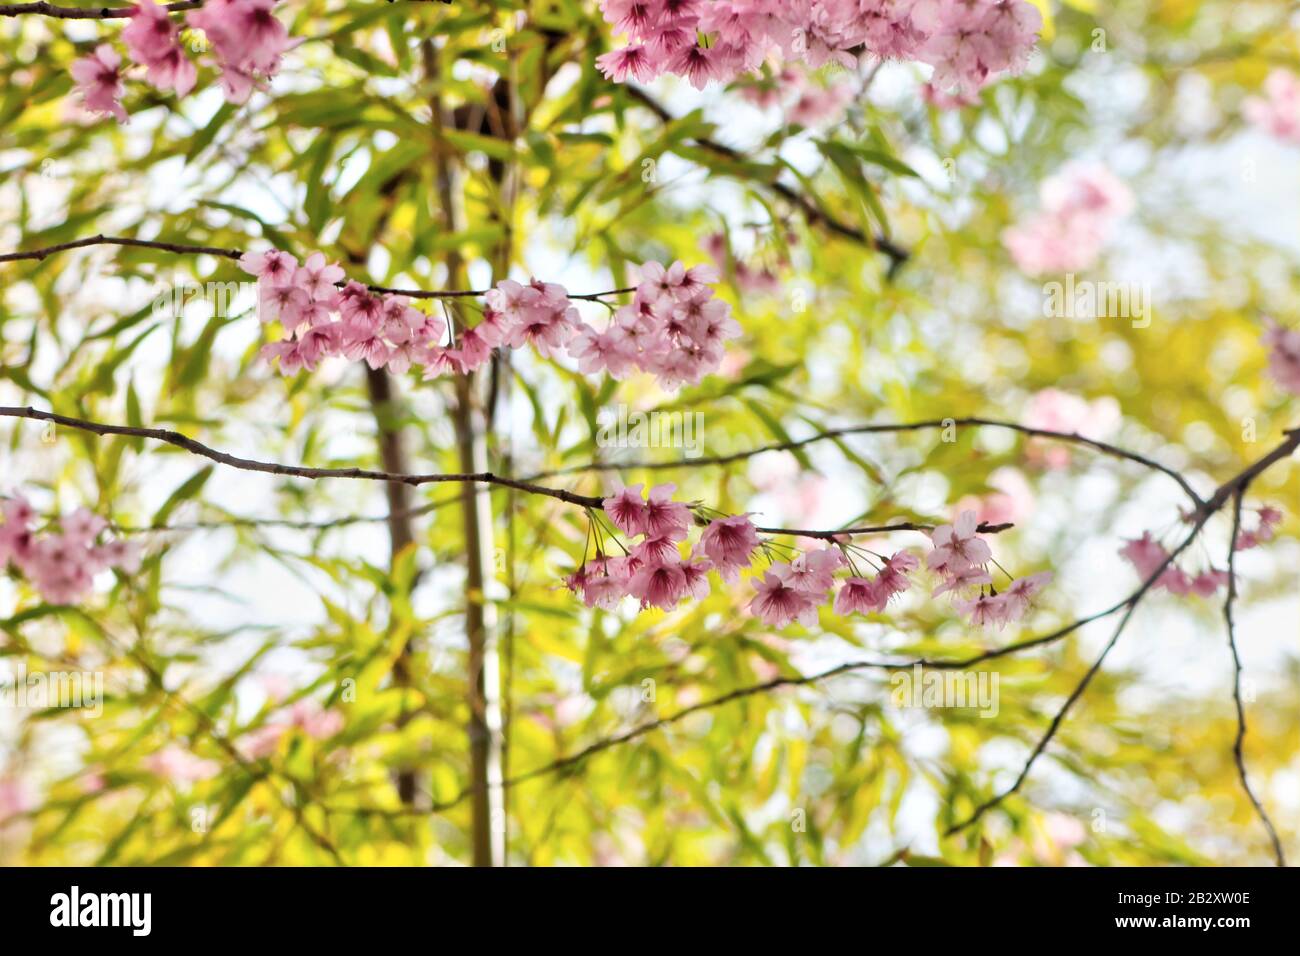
[188,0,294,104]
[594,0,1040,96]
[787,547,846,598]
[997,570,1054,622]
[927,510,992,577]
[696,514,761,582]
[931,564,994,598]
[1235,505,1284,552]
[1121,531,1234,599]
[627,559,690,610]
[642,484,692,540]
[246,248,733,387]
[1119,531,1168,580]
[834,576,887,616]
[123,0,196,97]
[956,591,1005,628]
[70,45,128,124]
[1262,318,1300,395]
[1243,70,1300,144]
[750,564,820,628]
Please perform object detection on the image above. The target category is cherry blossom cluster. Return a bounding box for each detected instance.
[1234,505,1284,552]
[1243,70,1300,145]
[1002,163,1134,276]
[71,0,293,123]
[0,495,141,605]
[1119,531,1229,598]
[1118,504,1284,598]
[923,510,1052,628]
[1263,318,1300,395]
[595,0,1041,94]
[565,488,1051,630]
[244,249,738,390]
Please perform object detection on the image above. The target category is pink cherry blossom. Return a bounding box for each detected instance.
[70,45,128,124]
[833,576,887,615]
[931,564,994,598]
[927,510,992,577]
[956,591,1006,629]
[1244,70,1300,144]
[187,0,293,104]
[641,483,692,541]
[1119,532,1169,580]
[787,546,846,597]
[123,0,196,97]
[603,483,650,536]
[997,570,1054,622]
[594,0,1040,99]
[1262,318,1300,395]
[696,514,761,582]
[750,564,820,628]
[1,496,141,604]
[627,559,690,610]
[1235,504,1284,551]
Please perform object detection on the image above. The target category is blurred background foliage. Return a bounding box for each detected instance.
[0,0,1297,865]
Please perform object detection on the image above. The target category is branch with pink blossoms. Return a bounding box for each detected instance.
[944,426,1300,847]
[317,427,1300,838]
[596,1,1042,97]
[0,234,736,389]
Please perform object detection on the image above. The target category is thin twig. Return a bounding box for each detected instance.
[625,86,910,274]
[0,234,633,301]
[525,417,1206,508]
[1222,487,1287,866]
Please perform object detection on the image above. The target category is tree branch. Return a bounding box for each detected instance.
[0,234,633,300]
[526,416,1207,509]
[624,86,910,275]
[0,1,200,19]
[1222,487,1287,866]
[0,406,1020,541]
[943,427,1300,836]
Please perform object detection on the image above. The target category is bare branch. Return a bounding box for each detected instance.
[1222,487,1287,867]
[0,1,200,19]
[624,86,910,274]
[0,407,1015,541]
[0,234,633,300]
[526,416,1207,509]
